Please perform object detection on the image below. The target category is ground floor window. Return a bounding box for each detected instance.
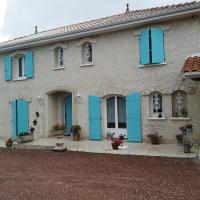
[172,90,188,118]
[106,96,126,129]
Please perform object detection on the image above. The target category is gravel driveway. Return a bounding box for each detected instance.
[0,149,200,200]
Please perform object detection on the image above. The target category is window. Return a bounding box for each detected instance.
[172,91,188,118]
[4,51,34,81]
[150,92,163,118]
[140,28,165,65]
[82,42,92,64]
[18,56,25,78]
[106,96,126,129]
[13,55,25,79]
[55,47,64,68]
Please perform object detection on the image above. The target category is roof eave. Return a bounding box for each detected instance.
[0,6,200,53]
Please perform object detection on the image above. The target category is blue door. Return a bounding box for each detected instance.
[64,95,73,136]
[12,99,29,140]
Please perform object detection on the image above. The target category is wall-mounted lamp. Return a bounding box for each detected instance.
[77,94,82,104]
[36,96,44,105]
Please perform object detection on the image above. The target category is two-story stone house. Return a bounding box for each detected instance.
[0,1,200,143]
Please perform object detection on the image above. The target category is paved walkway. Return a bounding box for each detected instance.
[0,137,198,158]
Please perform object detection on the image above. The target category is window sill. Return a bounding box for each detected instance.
[80,63,94,67]
[148,117,166,121]
[171,117,191,121]
[139,62,166,68]
[12,77,27,81]
[52,67,65,70]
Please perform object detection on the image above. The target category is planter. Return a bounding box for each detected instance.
[150,137,160,145]
[183,144,192,153]
[73,134,80,141]
[111,143,119,150]
[6,139,13,148]
[18,135,34,143]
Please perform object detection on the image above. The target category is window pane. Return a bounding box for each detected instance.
[18,57,23,77]
[153,94,162,113]
[107,97,115,128]
[85,43,92,63]
[117,97,126,128]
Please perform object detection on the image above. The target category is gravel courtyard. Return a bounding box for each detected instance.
[0,149,200,200]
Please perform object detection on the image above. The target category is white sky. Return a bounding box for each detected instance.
[0,0,195,42]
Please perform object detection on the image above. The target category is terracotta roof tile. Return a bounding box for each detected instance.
[182,56,200,73]
[0,1,199,48]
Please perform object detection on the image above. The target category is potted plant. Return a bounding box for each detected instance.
[146,132,161,145]
[18,132,34,143]
[5,138,13,147]
[50,123,66,136]
[183,134,193,153]
[111,138,123,150]
[70,125,81,141]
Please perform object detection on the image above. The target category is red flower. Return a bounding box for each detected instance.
[112,139,123,146]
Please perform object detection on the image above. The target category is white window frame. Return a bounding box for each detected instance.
[104,96,127,138]
[172,90,188,118]
[13,54,26,80]
[149,92,164,119]
[82,42,92,65]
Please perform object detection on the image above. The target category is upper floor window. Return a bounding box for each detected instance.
[55,47,64,68]
[140,28,165,65]
[4,51,34,81]
[13,55,25,79]
[82,42,92,64]
[150,92,163,118]
[172,90,188,118]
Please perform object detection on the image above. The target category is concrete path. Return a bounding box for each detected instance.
[1,137,198,158]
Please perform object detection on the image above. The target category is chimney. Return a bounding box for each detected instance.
[126,3,130,13]
[35,26,38,34]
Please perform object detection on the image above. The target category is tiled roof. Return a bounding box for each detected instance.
[0,1,200,49]
[182,56,200,73]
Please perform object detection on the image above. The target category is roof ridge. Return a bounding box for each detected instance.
[0,1,199,47]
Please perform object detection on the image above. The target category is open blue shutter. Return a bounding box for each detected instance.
[88,96,101,140]
[4,56,12,81]
[18,99,29,134]
[12,101,17,140]
[126,93,142,142]
[151,28,165,64]
[140,29,150,65]
[25,51,34,78]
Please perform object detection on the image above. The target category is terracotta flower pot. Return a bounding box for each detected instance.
[6,140,13,148]
[111,143,119,150]
[150,136,159,145]
[73,134,80,141]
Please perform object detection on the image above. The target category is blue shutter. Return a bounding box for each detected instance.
[65,95,73,136]
[12,101,17,140]
[25,51,34,78]
[126,93,142,142]
[88,96,101,140]
[151,28,165,64]
[140,29,150,65]
[18,99,29,134]
[4,56,12,81]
